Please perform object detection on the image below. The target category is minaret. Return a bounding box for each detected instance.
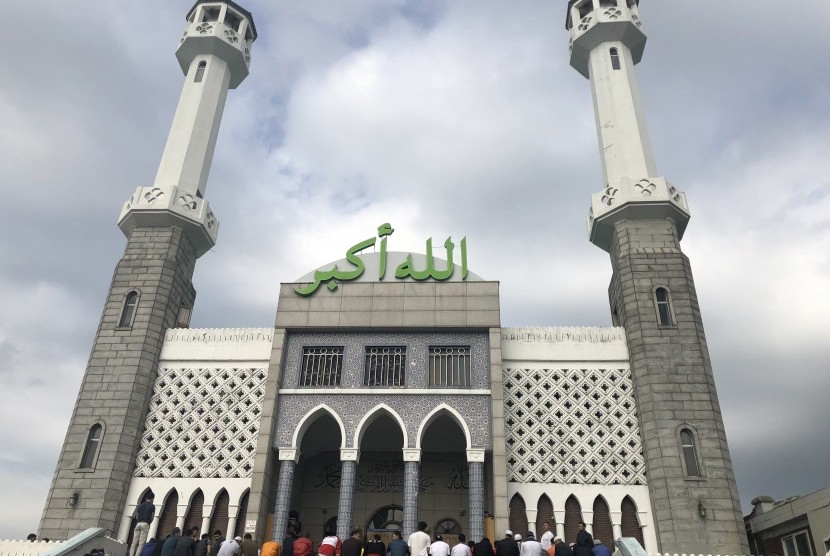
[39,1,256,540]
[566,1,748,553]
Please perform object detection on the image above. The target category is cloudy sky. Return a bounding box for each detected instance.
[2,0,829,540]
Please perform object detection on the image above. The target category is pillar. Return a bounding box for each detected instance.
[554,510,565,540]
[148,511,161,541]
[610,511,622,543]
[201,513,212,538]
[228,505,239,540]
[272,449,299,542]
[583,511,593,535]
[467,450,485,543]
[337,449,360,539]
[403,450,421,538]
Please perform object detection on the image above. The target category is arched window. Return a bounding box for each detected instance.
[610,48,621,70]
[79,423,103,468]
[654,287,674,326]
[366,505,403,531]
[195,61,207,83]
[435,518,461,535]
[680,428,702,477]
[508,494,527,538]
[119,291,139,328]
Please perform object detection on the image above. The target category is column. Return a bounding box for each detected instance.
[228,506,239,539]
[526,509,538,537]
[610,511,622,543]
[403,450,421,538]
[176,499,187,531]
[271,448,300,543]
[118,510,134,543]
[148,508,161,540]
[337,449,360,540]
[554,510,565,540]
[467,450,485,543]
[201,513,212,537]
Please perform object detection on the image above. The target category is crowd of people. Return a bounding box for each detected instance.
[125,492,614,556]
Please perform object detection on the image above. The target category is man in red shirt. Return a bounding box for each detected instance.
[318,531,342,556]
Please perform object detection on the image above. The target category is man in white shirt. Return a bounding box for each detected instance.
[450,534,470,556]
[217,537,242,556]
[519,532,544,556]
[430,535,450,556]
[539,522,554,551]
[408,521,431,556]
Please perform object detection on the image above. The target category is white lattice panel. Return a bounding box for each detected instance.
[134,367,267,478]
[503,367,645,485]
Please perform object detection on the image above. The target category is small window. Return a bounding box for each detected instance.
[79,423,103,469]
[176,305,192,328]
[429,346,471,387]
[599,0,618,7]
[119,291,139,328]
[610,48,621,70]
[654,287,674,326]
[364,347,406,386]
[577,0,594,19]
[202,6,221,22]
[782,532,813,556]
[194,61,206,83]
[224,10,242,33]
[680,428,701,477]
[299,347,343,387]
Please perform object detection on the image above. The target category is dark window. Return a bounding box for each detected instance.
[194,61,206,83]
[599,0,617,7]
[202,6,221,22]
[577,0,594,19]
[299,347,343,386]
[655,287,673,326]
[364,347,406,386]
[79,424,103,468]
[224,10,242,32]
[428,346,471,387]
[610,48,621,70]
[119,291,139,328]
[782,532,813,556]
[680,428,701,477]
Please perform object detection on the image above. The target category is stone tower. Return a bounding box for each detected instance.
[565,1,748,553]
[39,1,256,539]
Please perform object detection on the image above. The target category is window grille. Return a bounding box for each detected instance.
[79,423,103,468]
[428,346,471,387]
[680,428,701,477]
[655,287,673,326]
[364,346,406,386]
[782,531,813,556]
[299,347,343,387]
[118,291,139,328]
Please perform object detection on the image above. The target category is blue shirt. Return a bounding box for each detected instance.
[388,538,409,556]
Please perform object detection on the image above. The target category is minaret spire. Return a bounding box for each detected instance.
[567,2,748,554]
[118,0,257,257]
[567,0,689,252]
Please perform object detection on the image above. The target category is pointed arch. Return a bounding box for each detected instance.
[354,403,409,449]
[126,487,156,546]
[564,495,583,544]
[184,489,205,533]
[592,496,614,550]
[234,490,250,538]
[508,493,528,537]
[292,404,346,449]
[210,489,230,537]
[620,496,644,546]
[157,488,179,539]
[415,404,471,450]
[536,494,554,540]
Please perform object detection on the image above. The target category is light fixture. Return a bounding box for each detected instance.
[68,492,80,508]
[697,500,707,519]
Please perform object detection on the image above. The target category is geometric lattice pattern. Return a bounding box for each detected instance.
[503,367,645,485]
[134,367,267,478]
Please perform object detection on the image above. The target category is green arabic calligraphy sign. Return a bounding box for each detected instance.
[294,223,469,297]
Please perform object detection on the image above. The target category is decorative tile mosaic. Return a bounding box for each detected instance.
[134,366,267,478]
[503,367,645,485]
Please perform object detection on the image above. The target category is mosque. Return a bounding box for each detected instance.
[38,1,749,555]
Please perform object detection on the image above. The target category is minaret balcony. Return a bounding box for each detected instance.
[118,184,220,258]
[587,177,690,252]
[177,2,256,88]
[569,2,645,79]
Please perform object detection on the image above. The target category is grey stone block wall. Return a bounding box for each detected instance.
[607,218,748,554]
[39,226,197,540]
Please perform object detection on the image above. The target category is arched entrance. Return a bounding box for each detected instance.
[365,505,403,545]
[421,413,468,539]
